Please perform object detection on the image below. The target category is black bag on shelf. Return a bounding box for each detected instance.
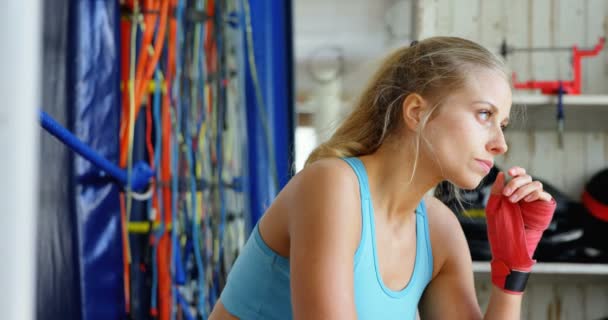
[579,168,608,256]
[435,166,585,262]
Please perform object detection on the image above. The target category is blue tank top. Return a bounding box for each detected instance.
[219,157,434,319]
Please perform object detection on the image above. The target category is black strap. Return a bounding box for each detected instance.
[504,270,530,292]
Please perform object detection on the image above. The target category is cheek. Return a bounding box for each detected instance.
[421,126,465,168]
[426,117,477,150]
[423,118,481,168]
[452,117,486,147]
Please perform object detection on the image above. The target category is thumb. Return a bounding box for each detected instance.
[490,172,506,195]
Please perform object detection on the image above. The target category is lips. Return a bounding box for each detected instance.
[475,159,493,173]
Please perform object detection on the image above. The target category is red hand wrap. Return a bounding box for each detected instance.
[485,194,556,294]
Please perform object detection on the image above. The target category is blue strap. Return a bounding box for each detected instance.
[342,157,371,201]
[38,109,154,191]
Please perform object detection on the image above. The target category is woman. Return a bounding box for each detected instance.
[210,36,556,319]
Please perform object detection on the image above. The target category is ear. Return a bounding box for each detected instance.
[401,93,428,130]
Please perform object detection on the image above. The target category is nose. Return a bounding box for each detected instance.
[487,127,508,155]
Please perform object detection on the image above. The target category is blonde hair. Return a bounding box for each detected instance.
[305,37,509,171]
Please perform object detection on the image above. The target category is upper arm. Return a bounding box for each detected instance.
[418,197,482,320]
[287,160,361,320]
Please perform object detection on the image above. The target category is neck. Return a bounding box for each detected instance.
[359,136,442,222]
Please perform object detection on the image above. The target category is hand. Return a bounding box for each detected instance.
[491,167,557,257]
[496,167,553,203]
[486,167,556,294]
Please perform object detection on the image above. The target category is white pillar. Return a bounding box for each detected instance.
[0,1,41,319]
[312,77,343,144]
[414,0,438,40]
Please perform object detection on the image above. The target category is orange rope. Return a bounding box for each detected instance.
[118,0,169,316]
[118,195,130,314]
[119,0,171,168]
[118,0,134,313]
[158,1,176,317]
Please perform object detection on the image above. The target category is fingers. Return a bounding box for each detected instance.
[521,189,552,202]
[507,180,542,203]
[536,191,553,202]
[490,172,506,195]
[507,166,527,177]
[522,189,541,202]
[503,174,533,197]
[499,166,553,203]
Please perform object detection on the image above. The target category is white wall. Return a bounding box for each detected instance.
[295,0,416,98]
[415,1,608,318]
[416,0,608,94]
[415,0,608,199]
[0,1,41,319]
[296,0,608,196]
[295,1,608,317]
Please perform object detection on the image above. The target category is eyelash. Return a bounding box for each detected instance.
[478,110,508,130]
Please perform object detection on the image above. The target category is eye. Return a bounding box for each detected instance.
[478,110,492,121]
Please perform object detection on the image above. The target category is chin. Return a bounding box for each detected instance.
[449,173,485,190]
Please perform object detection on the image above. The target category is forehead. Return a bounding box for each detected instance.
[463,68,512,115]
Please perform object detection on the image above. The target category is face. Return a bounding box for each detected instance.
[420,68,512,189]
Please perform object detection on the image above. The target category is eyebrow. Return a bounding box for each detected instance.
[472,100,510,125]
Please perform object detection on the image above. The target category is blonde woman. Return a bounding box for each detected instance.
[210,36,556,320]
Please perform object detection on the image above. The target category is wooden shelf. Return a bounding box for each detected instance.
[509,94,608,131]
[513,94,608,108]
[472,261,608,275]
[295,94,608,129]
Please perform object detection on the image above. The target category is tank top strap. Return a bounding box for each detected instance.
[341,157,373,266]
[415,198,427,217]
[415,198,434,285]
[341,157,371,201]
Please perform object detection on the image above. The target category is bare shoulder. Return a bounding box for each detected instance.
[423,195,470,277]
[279,157,362,237]
[282,158,360,212]
[288,158,358,192]
[258,158,361,259]
[286,158,364,318]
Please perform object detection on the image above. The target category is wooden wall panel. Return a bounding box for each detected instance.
[474,273,608,319]
[415,0,608,93]
[415,1,608,318]
[415,0,608,197]
[530,0,559,82]
[497,131,608,200]
[584,0,608,94]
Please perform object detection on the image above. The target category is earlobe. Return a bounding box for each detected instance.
[402,93,427,130]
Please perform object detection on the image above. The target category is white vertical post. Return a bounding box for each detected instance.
[415,0,438,39]
[0,1,41,319]
[313,77,343,144]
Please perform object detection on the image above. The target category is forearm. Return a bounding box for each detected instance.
[482,174,556,320]
[483,286,522,320]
